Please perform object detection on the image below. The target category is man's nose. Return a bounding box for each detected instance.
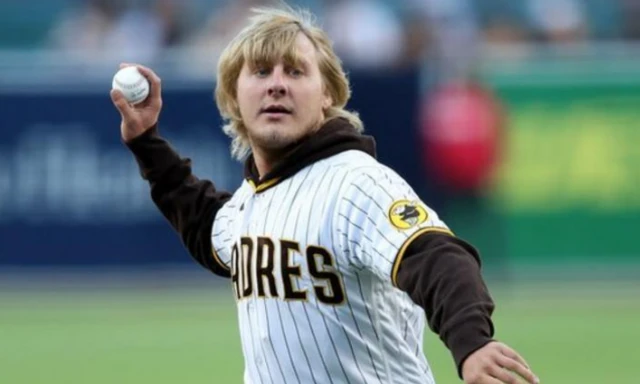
[268,68,287,97]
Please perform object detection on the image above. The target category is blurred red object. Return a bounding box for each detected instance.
[420,81,505,192]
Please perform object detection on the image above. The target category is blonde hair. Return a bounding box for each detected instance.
[215,5,363,160]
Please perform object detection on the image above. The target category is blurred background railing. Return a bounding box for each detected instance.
[1,1,638,383]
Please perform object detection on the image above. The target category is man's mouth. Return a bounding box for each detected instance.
[261,105,292,115]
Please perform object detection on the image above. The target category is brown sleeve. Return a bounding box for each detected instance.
[125,125,232,277]
[396,232,495,378]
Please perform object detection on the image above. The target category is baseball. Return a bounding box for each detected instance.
[111,66,150,105]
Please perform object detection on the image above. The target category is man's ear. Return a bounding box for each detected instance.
[323,93,333,110]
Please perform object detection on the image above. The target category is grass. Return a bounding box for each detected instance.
[1,281,638,383]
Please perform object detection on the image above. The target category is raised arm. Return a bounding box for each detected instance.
[110,64,231,277]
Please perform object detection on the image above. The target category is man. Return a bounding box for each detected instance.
[110,6,539,384]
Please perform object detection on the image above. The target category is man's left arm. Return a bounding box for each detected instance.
[396,232,539,384]
[395,233,493,374]
[335,168,538,384]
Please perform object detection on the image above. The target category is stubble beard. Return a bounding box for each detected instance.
[252,128,296,151]
[248,116,324,158]
[250,119,314,152]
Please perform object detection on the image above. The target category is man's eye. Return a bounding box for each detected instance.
[288,68,303,76]
[255,68,270,77]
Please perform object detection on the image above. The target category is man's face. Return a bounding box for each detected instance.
[236,33,332,155]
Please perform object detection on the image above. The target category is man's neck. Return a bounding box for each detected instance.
[249,119,327,180]
[252,146,286,180]
[252,151,271,180]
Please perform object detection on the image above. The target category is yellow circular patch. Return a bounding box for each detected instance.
[388,200,428,230]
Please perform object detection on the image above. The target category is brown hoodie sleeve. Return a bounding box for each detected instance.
[125,126,232,277]
[396,232,495,378]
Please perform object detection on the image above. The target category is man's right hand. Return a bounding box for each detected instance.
[462,341,539,384]
[110,63,163,143]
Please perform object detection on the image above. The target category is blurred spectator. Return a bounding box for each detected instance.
[475,0,530,44]
[47,0,188,64]
[396,6,432,68]
[526,0,588,42]
[182,0,264,76]
[101,1,170,62]
[47,0,122,59]
[322,0,405,69]
[482,18,529,45]
[416,0,481,79]
[620,0,640,40]
[419,79,504,194]
[154,0,189,48]
[581,0,623,40]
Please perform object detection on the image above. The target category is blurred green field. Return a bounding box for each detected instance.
[1,281,638,384]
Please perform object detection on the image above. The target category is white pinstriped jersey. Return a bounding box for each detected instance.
[211,150,452,384]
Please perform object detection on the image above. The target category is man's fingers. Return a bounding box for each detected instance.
[489,366,519,384]
[478,376,503,384]
[498,344,530,370]
[496,355,538,384]
[110,89,134,120]
[135,65,162,100]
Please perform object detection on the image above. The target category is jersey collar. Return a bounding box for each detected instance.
[243,117,376,193]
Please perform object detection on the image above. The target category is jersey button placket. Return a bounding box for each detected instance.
[246,193,259,231]
[251,192,267,231]
[249,195,257,231]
